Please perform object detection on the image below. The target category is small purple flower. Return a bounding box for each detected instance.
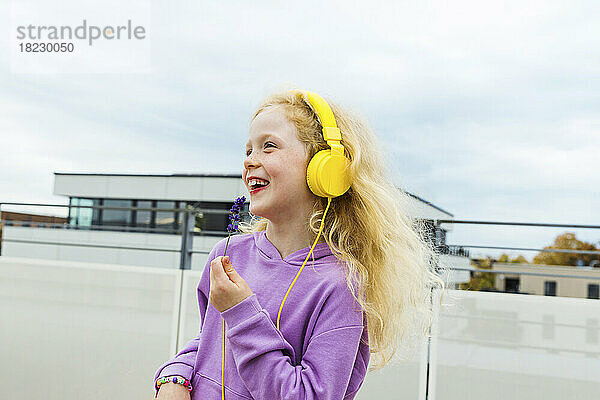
[224,196,246,255]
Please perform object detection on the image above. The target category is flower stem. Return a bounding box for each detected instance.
[224,233,231,256]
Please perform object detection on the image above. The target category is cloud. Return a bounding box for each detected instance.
[0,0,598,260]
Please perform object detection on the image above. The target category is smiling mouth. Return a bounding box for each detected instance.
[249,182,270,194]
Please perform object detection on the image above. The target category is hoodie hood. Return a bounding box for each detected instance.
[253,230,335,266]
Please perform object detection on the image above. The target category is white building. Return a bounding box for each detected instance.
[1,172,469,284]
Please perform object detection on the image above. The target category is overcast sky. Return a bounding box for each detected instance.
[1,0,598,261]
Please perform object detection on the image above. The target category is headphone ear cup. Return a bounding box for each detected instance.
[307,150,352,198]
[306,150,327,197]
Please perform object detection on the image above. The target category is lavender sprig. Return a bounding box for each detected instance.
[224,196,246,256]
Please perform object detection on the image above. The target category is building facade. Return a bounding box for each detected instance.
[493,262,600,300]
[1,172,470,282]
[59,173,250,235]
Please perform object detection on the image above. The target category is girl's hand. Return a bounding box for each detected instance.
[209,256,254,313]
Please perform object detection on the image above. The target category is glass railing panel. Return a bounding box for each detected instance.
[430,289,600,400]
[0,257,184,399]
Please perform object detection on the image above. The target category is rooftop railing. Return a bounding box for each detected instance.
[2,202,598,272]
[1,204,599,399]
[1,257,598,400]
[434,218,600,263]
[0,201,246,262]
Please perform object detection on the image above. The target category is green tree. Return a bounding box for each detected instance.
[497,253,529,263]
[194,212,205,232]
[532,232,599,266]
[511,255,529,264]
[459,256,496,291]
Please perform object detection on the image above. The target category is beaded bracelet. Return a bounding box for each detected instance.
[155,375,193,393]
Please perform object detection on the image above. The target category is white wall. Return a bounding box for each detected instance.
[0,256,425,400]
[53,174,249,202]
[0,256,200,400]
[429,289,600,400]
[1,226,221,270]
[1,256,598,400]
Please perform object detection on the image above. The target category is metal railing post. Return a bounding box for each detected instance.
[179,210,195,270]
[425,286,433,400]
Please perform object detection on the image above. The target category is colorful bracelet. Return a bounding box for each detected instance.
[155,375,193,393]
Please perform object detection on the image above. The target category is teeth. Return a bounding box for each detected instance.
[249,179,269,187]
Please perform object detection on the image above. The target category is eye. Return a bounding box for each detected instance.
[245,142,275,156]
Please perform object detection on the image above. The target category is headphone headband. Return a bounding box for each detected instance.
[296,90,344,157]
[293,89,352,198]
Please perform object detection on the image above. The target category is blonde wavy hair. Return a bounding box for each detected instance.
[238,86,450,372]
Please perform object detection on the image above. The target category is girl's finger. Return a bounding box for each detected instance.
[211,257,226,283]
[210,258,220,285]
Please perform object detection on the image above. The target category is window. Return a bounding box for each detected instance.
[102,199,133,227]
[69,197,95,228]
[156,201,176,231]
[78,199,93,227]
[435,228,446,248]
[69,197,79,227]
[504,278,520,293]
[174,201,182,231]
[206,202,229,232]
[184,201,245,233]
[544,281,557,296]
[241,202,251,224]
[135,200,153,229]
[588,284,600,300]
[421,220,436,247]
[91,199,102,226]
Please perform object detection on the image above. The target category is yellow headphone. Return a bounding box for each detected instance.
[220,90,352,399]
[303,90,353,198]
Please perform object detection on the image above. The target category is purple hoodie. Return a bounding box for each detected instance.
[154,230,370,400]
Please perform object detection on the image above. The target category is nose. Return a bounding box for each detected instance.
[244,151,260,170]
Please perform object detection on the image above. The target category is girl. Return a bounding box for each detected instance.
[154,87,448,399]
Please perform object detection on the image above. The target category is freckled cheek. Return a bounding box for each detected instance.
[266,153,307,190]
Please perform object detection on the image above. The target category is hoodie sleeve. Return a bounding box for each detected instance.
[152,245,217,397]
[220,279,366,400]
